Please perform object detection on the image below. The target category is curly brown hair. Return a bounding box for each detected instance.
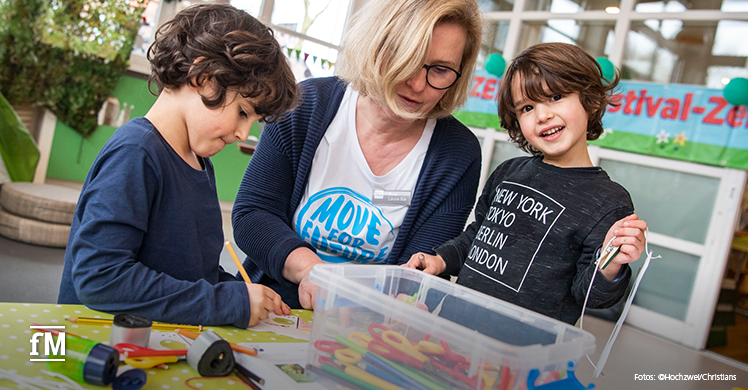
[497,42,620,156]
[147,4,296,123]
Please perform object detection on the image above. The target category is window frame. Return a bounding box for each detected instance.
[484,0,748,76]
[128,0,367,75]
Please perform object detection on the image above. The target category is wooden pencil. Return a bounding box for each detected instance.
[66,317,202,331]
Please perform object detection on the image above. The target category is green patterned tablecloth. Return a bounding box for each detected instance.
[0,302,311,389]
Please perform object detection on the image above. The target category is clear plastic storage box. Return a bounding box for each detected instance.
[306,264,596,390]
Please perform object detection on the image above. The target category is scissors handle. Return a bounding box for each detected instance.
[368,323,389,341]
[114,343,187,358]
[416,340,444,355]
[314,340,346,354]
[347,332,373,349]
[124,355,179,369]
[334,348,362,365]
[368,340,423,369]
[425,336,468,365]
[382,331,430,363]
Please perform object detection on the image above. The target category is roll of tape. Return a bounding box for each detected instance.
[113,368,147,390]
[110,314,152,347]
[186,331,234,377]
[47,333,119,386]
[83,343,120,385]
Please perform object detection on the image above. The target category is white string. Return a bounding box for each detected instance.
[40,370,84,390]
[579,229,660,377]
[578,235,615,332]
[0,368,91,390]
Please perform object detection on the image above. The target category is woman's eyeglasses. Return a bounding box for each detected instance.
[423,64,461,90]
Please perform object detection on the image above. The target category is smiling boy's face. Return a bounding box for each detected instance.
[185,83,262,158]
[512,77,593,168]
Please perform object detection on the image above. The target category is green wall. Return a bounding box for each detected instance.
[46,75,260,202]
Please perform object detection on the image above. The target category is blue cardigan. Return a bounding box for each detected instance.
[232,77,482,307]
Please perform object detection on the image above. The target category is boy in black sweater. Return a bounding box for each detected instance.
[405,43,647,325]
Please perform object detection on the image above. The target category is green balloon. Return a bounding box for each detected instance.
[723,77,748,106]
[485,53,506,77]
[596,57,615,81]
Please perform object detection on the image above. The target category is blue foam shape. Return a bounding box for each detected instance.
[527,362,595,390]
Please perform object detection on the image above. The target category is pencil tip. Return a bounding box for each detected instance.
[65,318,76,322]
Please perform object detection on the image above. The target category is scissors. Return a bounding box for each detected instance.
[378,330,483,390]
[380,330,431,363]
[368,323,440,353]
[313,341,369,373]
[125,355,181,369]
[367,338,425,369]
[114,343,187,369]
[334,348,363,366]
[314,340,346,354]
[114,343,188,358]
[368,323,389,341]
[424,334,469,366]
[347,332,373,349]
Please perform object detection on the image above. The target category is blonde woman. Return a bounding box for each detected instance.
[232,0,483,309]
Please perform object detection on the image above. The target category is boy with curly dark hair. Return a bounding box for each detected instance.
[406,43,648,325]
[59,4,296,328]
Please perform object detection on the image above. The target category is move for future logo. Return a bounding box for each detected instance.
[296,188,394,263]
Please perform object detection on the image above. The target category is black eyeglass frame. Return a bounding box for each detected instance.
[423,64,462,90]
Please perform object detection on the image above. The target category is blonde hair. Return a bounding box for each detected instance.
[336,0,481,120]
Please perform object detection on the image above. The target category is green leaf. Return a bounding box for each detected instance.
[0,91,40,182]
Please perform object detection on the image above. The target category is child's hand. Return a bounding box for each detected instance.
[599,214,648,281]
[402,253,446,275]
[246,283,290,327]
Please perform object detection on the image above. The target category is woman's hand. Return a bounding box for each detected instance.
[246,283,290,327]
[402,252,446,275]
[297,273,319,310]
[283,247,324,310]
[599,214,648,281]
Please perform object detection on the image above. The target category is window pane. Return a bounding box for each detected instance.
[623,20,748,86]
[635,0,748,12]
[271,0,350,46]
[518,20,616,57]
[598,159,719,244]
[230,0,262,16]
[479,20,510,69]
[489,139,529,173]
[277,35,338,82]
[706,66,748,89]
[629,244,699,321]
[525,0,620,12]
[477,0,515,12]
[133,0,160,56]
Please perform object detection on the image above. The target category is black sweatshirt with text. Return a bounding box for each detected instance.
[436,156,634,324]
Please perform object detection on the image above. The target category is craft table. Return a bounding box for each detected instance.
[0,302,318,390]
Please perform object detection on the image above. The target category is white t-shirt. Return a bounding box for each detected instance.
[293,87,434,264]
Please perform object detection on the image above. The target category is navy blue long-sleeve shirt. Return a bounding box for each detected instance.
[232,77,482,307]
[58,118,251,328]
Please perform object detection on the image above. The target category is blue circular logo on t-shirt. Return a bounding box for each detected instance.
[295,187,394,263]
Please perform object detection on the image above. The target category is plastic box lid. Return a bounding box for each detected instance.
[308,264,596,375]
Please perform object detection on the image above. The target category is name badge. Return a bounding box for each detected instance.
[372,190,411,206]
